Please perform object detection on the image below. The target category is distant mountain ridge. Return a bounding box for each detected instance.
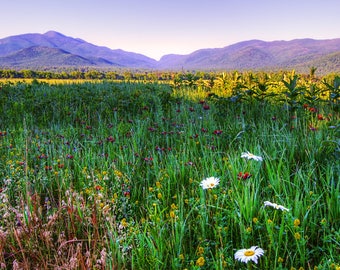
[0,31,339,74]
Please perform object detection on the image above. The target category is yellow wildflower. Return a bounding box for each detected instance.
[197,246,204,255]
[294,219,301,227]
[171,203,178,210]
[169,211,176,219]
[294,232,301,240]
[155,181,161,188]
[196,256,205,267]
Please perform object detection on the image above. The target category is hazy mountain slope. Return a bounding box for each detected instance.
[157,38,340,71]
[0,31,339,73]
[0,46,115,68]
[0,31,157,68]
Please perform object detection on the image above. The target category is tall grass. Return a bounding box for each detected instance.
[0,73,339,269]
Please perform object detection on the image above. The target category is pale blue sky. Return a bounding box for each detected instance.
[1,0,339,60]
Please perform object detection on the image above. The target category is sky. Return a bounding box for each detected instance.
[1,0,339,60]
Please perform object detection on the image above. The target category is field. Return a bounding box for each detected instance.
[0,71,339,269]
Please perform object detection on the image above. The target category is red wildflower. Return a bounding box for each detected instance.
[317,114,324,120]
[309,107,317,113]
[190,134,199,139]
[203,104,210,110]
[213,130,223,135]
[237,172,252,180]
[45,166,52,171]
[106,136,115,142]
[144,157,153,162]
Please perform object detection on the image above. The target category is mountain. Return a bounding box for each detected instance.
[157,39,340,72]
[0,46,117,69]
[0,31,157,68]
[0,31,339,73]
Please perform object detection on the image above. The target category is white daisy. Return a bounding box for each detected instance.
[234,246,264,264]
[241,151,263,161]
[264,201,289,211]
[200,177,220,189]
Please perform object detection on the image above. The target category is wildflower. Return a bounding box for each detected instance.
[171,203,178,210]
[294,232,301,240]
[241,151,263,161]
[309,107,317,113]
[197,246,204,255]
[264,201,289,211]
[114,170,123,178]
[317,114,324,120]
[155,181,162,188]
[237,172,252,180]
[320,218,327,226]
[234,246,264,264]
[203,104,210,110]
[294,219,300,227]
[196,256,205,266]
[278,257,284,263]
[213,129,223,135]
[169,211,176,219]
[200,177,220,189]
[120,218,128,228]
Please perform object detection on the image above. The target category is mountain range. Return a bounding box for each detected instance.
[0,31,339,74]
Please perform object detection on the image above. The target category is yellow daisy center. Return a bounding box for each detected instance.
[209,183,215,187]
[244,250,255,256]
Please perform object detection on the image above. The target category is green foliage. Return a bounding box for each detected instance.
[0,72,339,269]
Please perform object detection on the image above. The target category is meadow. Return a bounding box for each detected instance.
[0,71,339,269]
